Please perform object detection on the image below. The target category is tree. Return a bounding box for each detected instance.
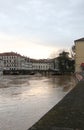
[71,45,75,59]
[57,51,75,74]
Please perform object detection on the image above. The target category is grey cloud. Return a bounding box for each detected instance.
[0,0,84,49]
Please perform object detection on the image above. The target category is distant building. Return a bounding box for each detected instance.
[0,52,23,71]
[74,38,84,72]
[0,52,32,72]
[53,58,59,71]
[0,59,4,75]
[21,57,32,70]
[31,59,54,71]
[0,52,55,74]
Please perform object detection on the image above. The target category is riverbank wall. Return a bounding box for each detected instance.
[28,80,84,130]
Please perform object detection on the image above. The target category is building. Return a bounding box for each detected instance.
[21,57,32,70]
[0,52,32,73]
[0,59,4,75]
[74,38,84,72]
[0,52,23,71]
[31,59,54,71]
[0,52,55,74]
[53,58,59,71]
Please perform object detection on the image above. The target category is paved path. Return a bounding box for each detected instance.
[28,80,84,130]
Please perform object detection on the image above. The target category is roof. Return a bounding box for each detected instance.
[0,52,21,57]
[30,58,53,63]
[74,38,84,43]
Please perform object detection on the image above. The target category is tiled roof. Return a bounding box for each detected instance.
[74,38,84,42]
[0,52,21,56]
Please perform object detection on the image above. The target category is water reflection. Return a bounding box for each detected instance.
[0,75,76,130]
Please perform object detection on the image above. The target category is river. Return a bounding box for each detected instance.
[0,75,76,130]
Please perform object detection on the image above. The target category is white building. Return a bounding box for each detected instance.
[0,59,4,75]
[21,57,32,70]
[31,59,54,71]
[0,52,25,71]
[53,58,59,71]
[0,52,33,72]
[0,52,55,73]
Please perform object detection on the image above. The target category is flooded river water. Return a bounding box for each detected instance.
[0,75,76,130]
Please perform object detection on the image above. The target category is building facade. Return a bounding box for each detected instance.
[0,52,32,73]
[53,58,59,71]
[0,52,55,74]
[74,38,84,72]
[31,59,54,71]
[0,59,4,75]
[21,57,32,70]
[0,52,23,71]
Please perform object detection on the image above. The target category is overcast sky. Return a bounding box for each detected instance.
[0,0,84,58]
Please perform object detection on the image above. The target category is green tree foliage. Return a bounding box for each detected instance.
[57,51,75,74]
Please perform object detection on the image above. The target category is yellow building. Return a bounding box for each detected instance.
[74,38,84,72]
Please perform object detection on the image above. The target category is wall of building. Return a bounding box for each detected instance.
[0,52,55,74]
[75,41,84,72]
[32,62,51,71]
[0,59,4,75]
[21,60,32,70]
[0,55,22,70]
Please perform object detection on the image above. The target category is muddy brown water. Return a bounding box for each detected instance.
[0,75,76,130]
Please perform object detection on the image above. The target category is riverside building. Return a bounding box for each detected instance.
[31,59,54,71]
[0,59,4,75]
[0,52,32,74]
[0,52,22,71]
[74,38,84,72]
[0,52,55,74]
